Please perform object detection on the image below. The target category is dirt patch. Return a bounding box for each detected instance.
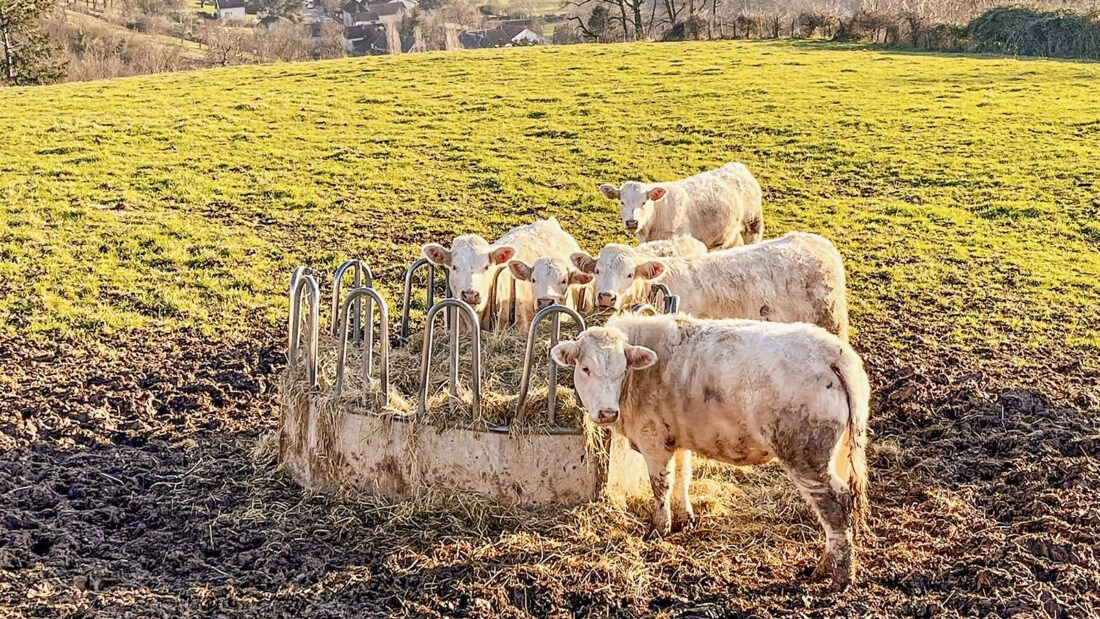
[1,326,1098,617]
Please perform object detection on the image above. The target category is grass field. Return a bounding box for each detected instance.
[1,41,1098,616]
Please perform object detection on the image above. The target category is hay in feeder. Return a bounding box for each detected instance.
[285,323,592,432]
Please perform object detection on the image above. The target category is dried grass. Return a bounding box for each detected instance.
[301,326,589,431]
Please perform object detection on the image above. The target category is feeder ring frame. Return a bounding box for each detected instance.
[288,270,321,390]
[334,287,390,401]
[417,298,482,419]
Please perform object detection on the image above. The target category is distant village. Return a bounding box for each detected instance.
[212,0,546,55]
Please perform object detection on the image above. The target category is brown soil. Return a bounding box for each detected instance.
[1,324,1097,618]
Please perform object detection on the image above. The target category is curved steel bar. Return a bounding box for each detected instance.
[288,266,310,355]
[488,266,519,331]
[400,258,451,344]
[417,299,481,418]
[334,288,389,402]
[630,303,660,316]
[330,259,373,339]
[665,295,680,314]
[514,304,586,425]
[288,274,320,389]
[649,283,673,312]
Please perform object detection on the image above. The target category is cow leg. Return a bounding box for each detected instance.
[643,451,674,537]
[787,468,855,590]
[670,450,694,532]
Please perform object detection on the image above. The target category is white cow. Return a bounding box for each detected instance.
[599,162,763,249]
[571,232,849,342]
[551,314,870,589]
[507,257,593,312]
[422,217,578,330]
[510,236,707,314]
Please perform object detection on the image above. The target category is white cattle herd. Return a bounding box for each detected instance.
[422,162,870,590]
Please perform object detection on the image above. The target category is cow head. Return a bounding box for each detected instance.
[422,235,515,312]
[571,244,665,311]
[599,181,667,234]
[551,327,657,425]
[508,257,593,311]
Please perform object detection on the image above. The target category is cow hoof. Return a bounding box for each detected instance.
[829,573,852,592]
[645,520,671,540]
[810,555,833,581]
[670,511,695,533]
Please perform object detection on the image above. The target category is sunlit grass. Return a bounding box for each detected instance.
[1,40,1097,373]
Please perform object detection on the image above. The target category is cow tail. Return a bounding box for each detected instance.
[831,348,870,536]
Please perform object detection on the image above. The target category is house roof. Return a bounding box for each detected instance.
[351,28,389,53]
[372,2,404,16]
[258,14,291,26]
[459,28,511,48]
[501,24,526,38]
[350,10,379,22]
[215,0,246,9]
[345,24,382,39]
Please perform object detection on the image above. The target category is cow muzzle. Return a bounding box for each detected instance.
[594,408,619,425]
[536,298,555,310]
[460,290,481,306]
[624,219,639,231]
[596,292,617,308]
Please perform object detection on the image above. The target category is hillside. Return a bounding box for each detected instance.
[1,41,1098,616]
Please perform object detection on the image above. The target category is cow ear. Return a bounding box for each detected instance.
[423,243,451,266]
[624,344,657,370]
[571,252,596,274]
[551,341,580,366]
[598,184,620,200]
[569,270,593,285]
[647,186,667,201]
[508,260,532,280]
[489,245,516,265]
[634,260,665,280]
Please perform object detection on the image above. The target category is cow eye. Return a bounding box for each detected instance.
[595,269,601,275]
[581,366,591,375]
[530,278,536,284]
[627,274,633,279]
[561,279,567,285]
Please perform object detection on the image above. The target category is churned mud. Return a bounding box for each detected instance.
[1,324,1097,617]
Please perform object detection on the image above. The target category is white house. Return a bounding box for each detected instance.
[459,24,546,48]
[214,0,247,20]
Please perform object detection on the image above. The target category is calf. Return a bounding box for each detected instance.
[551,314,870,589]
[516,236,707,314]
[422,217,577,330]
[507,257,593,312]
[599,162,763,249]
[571,232,849,341]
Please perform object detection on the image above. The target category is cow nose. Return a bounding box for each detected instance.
[536,298,554,310]
[596,292,617,307]
[624,219,638,231]
[461,290,480,305]
[596,408,619,424]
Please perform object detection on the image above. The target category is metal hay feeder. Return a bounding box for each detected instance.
[276,258,654,506]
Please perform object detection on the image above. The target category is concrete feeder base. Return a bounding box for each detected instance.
[277,399,650,506]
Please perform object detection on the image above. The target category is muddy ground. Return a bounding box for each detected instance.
[1,323,1098,618]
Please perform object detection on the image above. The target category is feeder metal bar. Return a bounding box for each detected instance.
[514,304,586,425]
[288,273,320,390]
[400,258,450,344]
[331,260,373,345]
[334,287,390,402]
[417,299,482,418]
